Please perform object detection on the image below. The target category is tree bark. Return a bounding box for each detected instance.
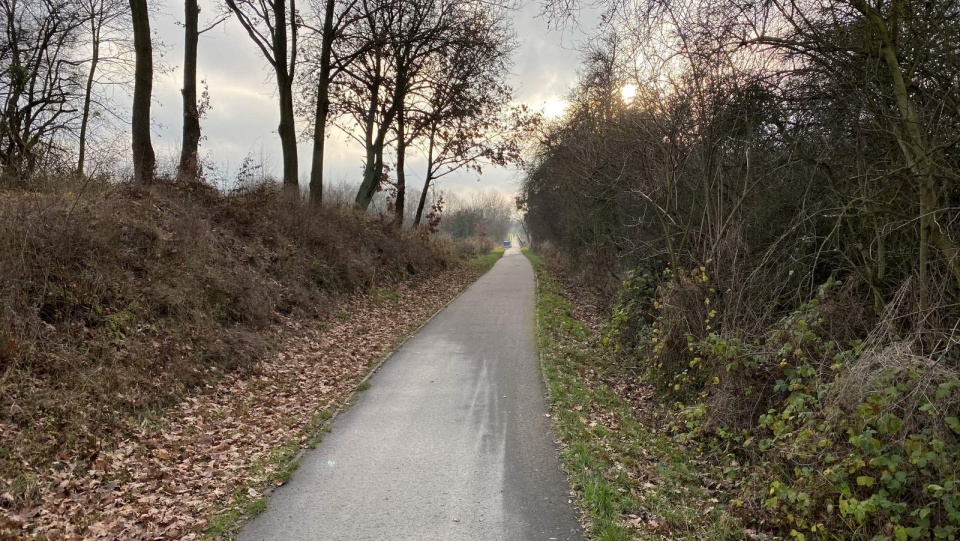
[274,0,298,189]
[394,100,406,226]
[179,0,201,182]
[77,14,100,176]
[413,128,436,226]
[129,0,155,183]
[308,0,336,204]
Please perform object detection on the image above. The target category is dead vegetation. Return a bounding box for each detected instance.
[0,264,480,539]
[0,179,454,518]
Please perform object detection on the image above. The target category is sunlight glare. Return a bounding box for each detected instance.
[620,84,638,102]
[540,97,569,119]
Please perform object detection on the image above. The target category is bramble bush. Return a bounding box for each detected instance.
[605,265,960,540]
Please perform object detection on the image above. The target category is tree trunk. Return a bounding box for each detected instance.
[413,128,436,226]
[308,0,336,204]
[277,71,299,189]
[77,10,100,176]
[274,0,298,189]
[355,54,383,211]
[356,107,378,209]
[393,101,406,226]
[129,0,155,183]
[356,131,387,210]
[179,0,201,182]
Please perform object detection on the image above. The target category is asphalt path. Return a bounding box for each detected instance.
[238,247,582,541]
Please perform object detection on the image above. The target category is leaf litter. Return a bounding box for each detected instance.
[0,266,480,540]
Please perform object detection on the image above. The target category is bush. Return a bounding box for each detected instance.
[601,264,960,540]
[431,234,496,260]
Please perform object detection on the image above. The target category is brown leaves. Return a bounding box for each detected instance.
[1,266,478,540]
[625,512,669,534]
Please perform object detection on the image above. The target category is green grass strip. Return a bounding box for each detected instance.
[525,250,743,541]
[465,247,505,274]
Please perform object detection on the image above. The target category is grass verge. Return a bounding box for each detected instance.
[465,247,505,274]
[202,409,334,539]
[200,258,489,539]
[525,250,743,541]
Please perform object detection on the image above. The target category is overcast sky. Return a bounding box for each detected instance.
[146,1,598,200]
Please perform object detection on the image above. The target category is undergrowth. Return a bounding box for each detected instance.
[0,180,454,507]
[527,250,743,540]
[600,264,960,540]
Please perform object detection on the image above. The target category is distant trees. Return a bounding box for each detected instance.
[441,191,514,242]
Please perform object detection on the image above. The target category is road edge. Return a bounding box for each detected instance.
[219,252,505,538]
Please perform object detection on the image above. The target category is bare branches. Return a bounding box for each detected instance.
[0,0,88,182]
[225,0,300,186]
[522,0,960,337]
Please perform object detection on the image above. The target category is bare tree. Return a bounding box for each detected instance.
[75,0,130,176]
[0,0,86,183]
[299,0,365,204]
[331,0,403,211]
[333,0,462,212]
[407,11,527,226]
[440,190,514,241]
[225,0,300,188]
[331,0,520,215]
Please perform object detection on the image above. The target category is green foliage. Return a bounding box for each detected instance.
[527,251,744,540]
[601,268,656,355]
[604,266,960,540]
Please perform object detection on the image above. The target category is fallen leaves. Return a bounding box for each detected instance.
[624,512,668,534]
[1,266,479,540]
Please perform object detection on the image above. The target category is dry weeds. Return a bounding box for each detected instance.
[0,265,479,539]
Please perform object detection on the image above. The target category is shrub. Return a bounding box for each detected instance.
[607,265,960,540]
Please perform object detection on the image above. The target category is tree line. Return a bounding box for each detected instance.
[522,0,960,536]
[0,0,527,226]
[525,0,960,326]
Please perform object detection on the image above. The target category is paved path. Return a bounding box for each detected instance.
[239,248,582,541]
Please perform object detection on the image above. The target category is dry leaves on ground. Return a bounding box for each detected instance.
[0,266,478,540]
